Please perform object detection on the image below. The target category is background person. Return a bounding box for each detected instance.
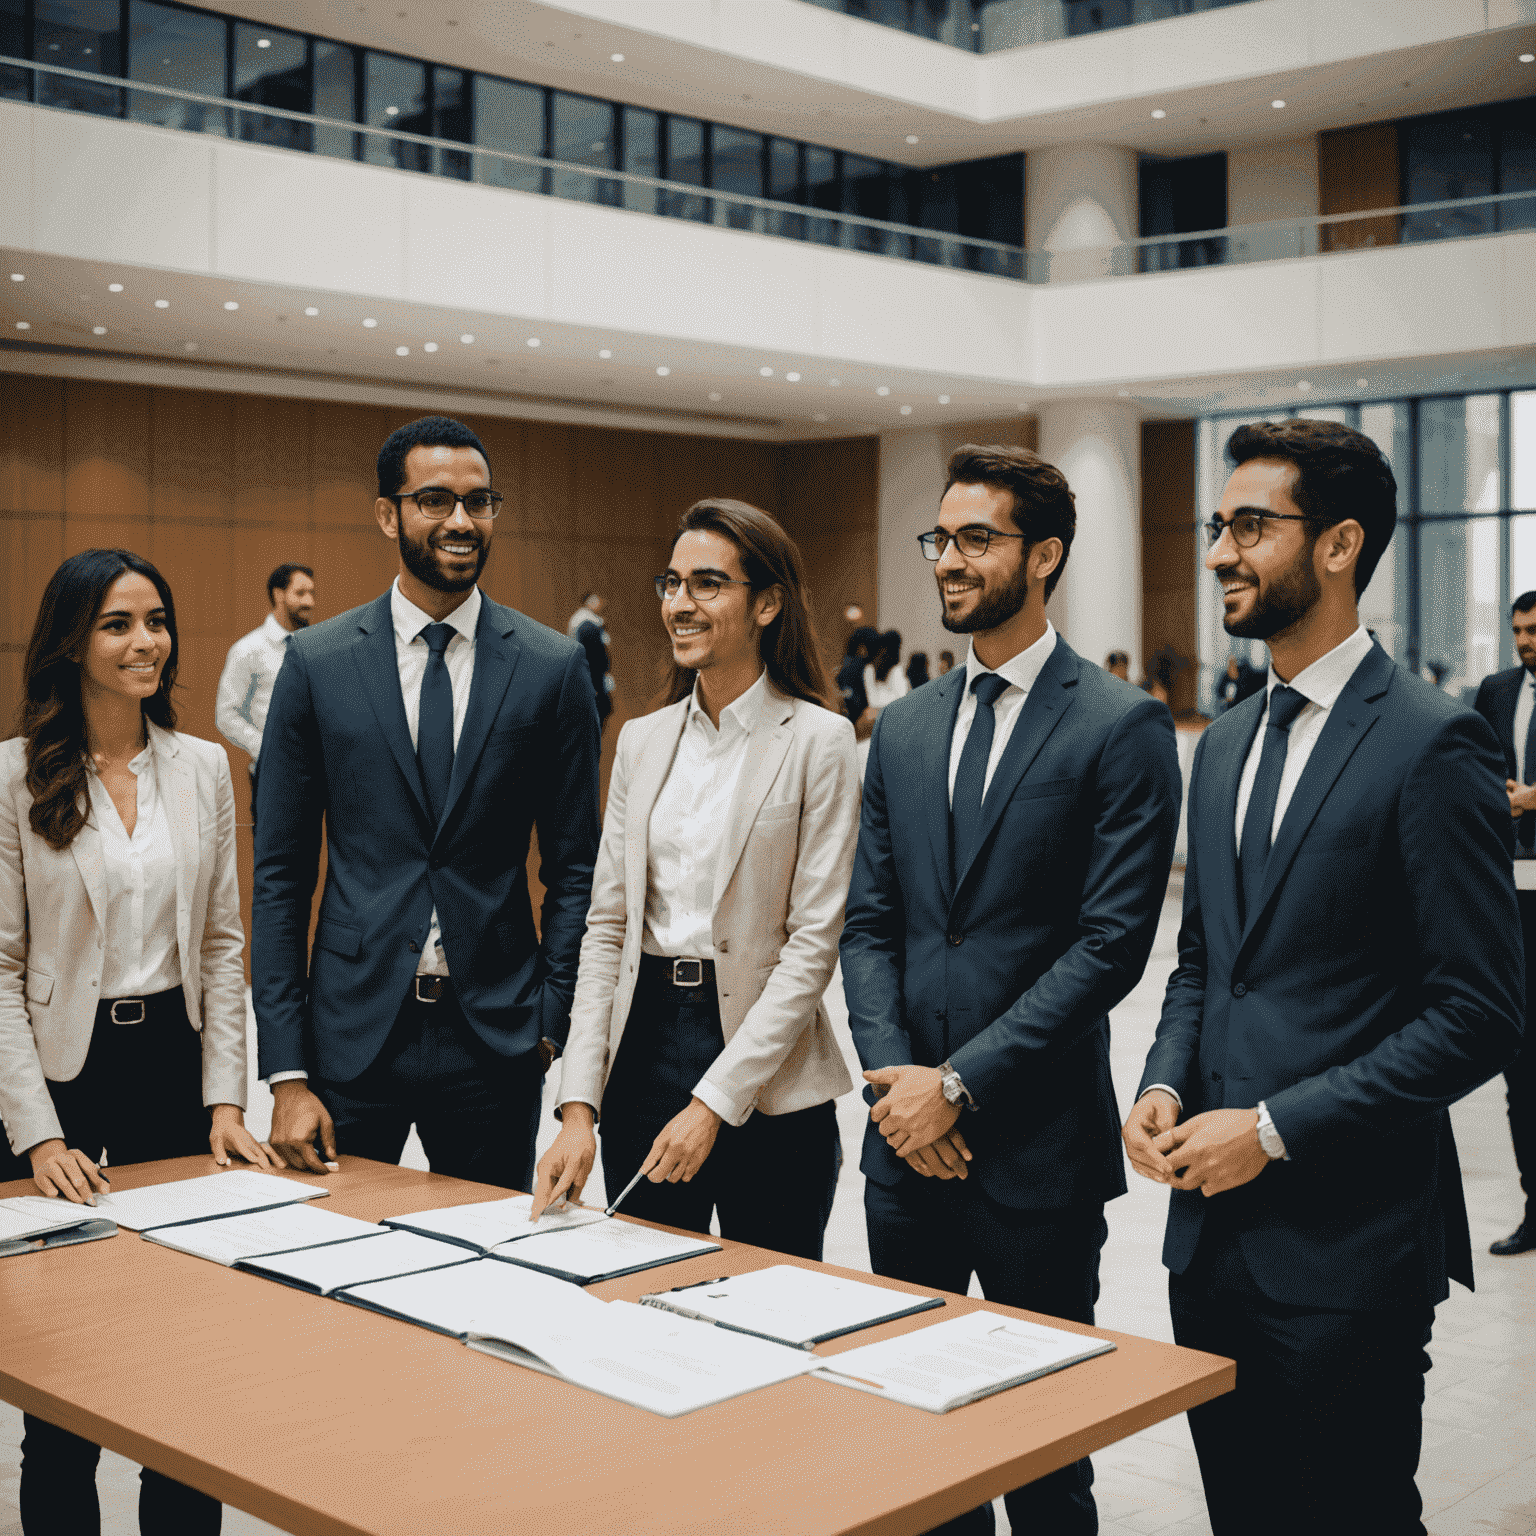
[0,548,270,1536]
[214,562,315,834]
[1104,649,1131,681]
[567,590,615,731]
[905,650,931,689]
[253,416,600,1191]
[533,500,858,1260]
[1216,649,1265,712]
[841,444,1182,1536]
[1123,419,1523,1536]
[936,649,956,676]
[1472,589,1536,1256]
[857,628,910,779]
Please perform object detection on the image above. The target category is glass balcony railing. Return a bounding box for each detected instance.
[3,59,1531,287]
[798,0,1259,53]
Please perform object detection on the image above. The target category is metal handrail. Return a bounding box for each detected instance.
[0,55,1028,262]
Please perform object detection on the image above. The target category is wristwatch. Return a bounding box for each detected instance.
[1255,1100,1287,1160]
[939,1060,977,1112]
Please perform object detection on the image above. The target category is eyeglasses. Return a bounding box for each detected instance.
[393,488,503,519]
[1204,511,1313,548]
[917,526,1029,560]
[654,572,754,603]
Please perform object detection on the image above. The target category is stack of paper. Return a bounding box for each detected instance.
[238,1230,477,1296]
[342,1257,604,1338]
[144,1204,383,1267]
[96,1170,329,1232]
[383,1194,609,1254]
[0,1196,117,1257]
[494,1217,720,1284]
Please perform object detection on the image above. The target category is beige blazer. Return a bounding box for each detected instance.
[0,722,248,1157]
[561,684,859,1127]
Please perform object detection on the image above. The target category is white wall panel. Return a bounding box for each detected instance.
[0,103,33,252]
[1313,0,1489,63]
[1129,0,1306,94]
[402,178,549,318]
[1502,235,1536,347]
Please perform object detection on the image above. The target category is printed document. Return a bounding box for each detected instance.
[95,1170,329,1231]
[342,1257,588,1337]
[145,1204,383,1266]
[384,1194,608,1253]
[495,1218,719,1283]
[239,1230,475,1296]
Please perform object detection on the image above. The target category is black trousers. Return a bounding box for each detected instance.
[23,989,221,1536]
[313,985,543,1194]
[1170,1216,1435,1536]
[1509,892,1536,1225]
[865,1173,1107,1536]
[598,965,840,1261]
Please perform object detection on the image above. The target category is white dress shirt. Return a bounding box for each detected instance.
[85,745,181,998]
[947,622,1057,805]
[1514,670,1536,784]
[214,612,293,763]
[642,670,770,959]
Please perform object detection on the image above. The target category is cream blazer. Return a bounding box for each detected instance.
[0,722,248,1157]
[561,684,859,1127]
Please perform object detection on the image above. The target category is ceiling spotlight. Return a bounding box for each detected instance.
[304,306,319,316]
[154,299,169,308]
[708,391,722,402]
[363,317,378,328]
[424,342,439,352]
[1356,377,1368,387]
[1296,380,1312,390]
[876,386,890,396]
[223,300,239,311]
[905,135,919,144]
[526,337,540,347]
[460,333,475,343]
[396,346,409,356]
[9,273,23,282]
[14,320,30,330]
[938,394,949,404]
[1271,99,1286,109]
[899,405,912,415]
[786,372,801,382]
[760,366,774,377]
[257,37,271,47]
[1520,52,1533,62]
[1151,109,1166,119]
[91,325,107,335]
[108,282,123,293]
[1117,389,1130,397]
[610,52,624,62]
[184,341,197,350]
[384,105,399,117]
[813,413,828,422]
[656,366,671,376]
[599,348,612,359]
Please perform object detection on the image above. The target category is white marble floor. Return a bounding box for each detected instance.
[3,890,1533,1535]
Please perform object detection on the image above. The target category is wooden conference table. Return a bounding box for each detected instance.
[0,1156,1232,1536]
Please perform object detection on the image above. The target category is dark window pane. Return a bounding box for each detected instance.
[312,40,355,160]
[1139,151,1227,269]
[663,116,707,221]
[1,0,27,101]
[1402,108,1494,242]
[1497,98,1536,232]
[622,105,658,214]
[128,1,226,135]
[804,144,839,244]
[474,76,543,193]
[843,154,892,253]
[433,67,470,179]
[551,90,617,204]
[765,138,802,238]
[36,0,123,117]
[712,125,762,230]
[1066,0,1134,32]
[233,21,307,151]
[364,51,427,171]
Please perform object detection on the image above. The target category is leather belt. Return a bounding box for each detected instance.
[639,955,716,988]
[99,987,184,1026]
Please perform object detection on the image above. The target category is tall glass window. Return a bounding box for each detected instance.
[1419,395,1502,513]
[432,66,469,180]
[233,21,307,151]
[127,0,226,134]
[765,136,803,239]
[621,105,659,214]
[804,143,840,245]
[551,90,616,205]
[843,153,895,254]
[663,115,707,222]
[474,76,543,193]
[35,0,123,116]
[1402,109,1494,242]
[1,0,27,101]
[363,51,427,172]
[711,125,763,230]
[311,39,354,160]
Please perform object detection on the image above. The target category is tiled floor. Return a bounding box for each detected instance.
[3,890,1533,1535]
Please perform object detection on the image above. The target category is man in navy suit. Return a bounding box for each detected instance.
[254,416,600,1190]
[1472,590,1536,1255]
[841,444,1182,1536]
[1124,419,1523,1536]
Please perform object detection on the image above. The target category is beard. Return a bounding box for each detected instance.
[399,523,488,593]
[288,613,310,629]
[1222,546,1320,640]
[939,557,1032,634]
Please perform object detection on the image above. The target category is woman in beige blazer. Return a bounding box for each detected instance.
[0,548,269,1536]
[532,500,859,1260]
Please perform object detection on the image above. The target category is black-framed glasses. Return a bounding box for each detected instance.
[654,572,754,603]
[917,526,1029,561]
[393,488,504,519]
[1204,511,1314,548]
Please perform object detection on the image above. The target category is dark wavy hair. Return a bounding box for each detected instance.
[1226,419,1398,596]
[660,500,837,711]
[19,549,179,850]
[943,443,1077,600]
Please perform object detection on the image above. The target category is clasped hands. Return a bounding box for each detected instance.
[1120,1089,1270,1196]
[864,1065,972,1180]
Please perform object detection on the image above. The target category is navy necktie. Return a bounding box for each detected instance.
[952,672,1011,878]
[417,623,455,828]
[1238,685,1308,920]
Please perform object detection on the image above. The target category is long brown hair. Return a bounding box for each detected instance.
[19,549,180,850]
[660,500,837,711]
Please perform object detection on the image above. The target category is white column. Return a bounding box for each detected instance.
[1037,400,1143,680]
[1025,143,1139,280]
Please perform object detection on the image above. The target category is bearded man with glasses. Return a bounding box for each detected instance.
[252,415,600,1193]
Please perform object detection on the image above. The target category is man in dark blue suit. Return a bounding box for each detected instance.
[1472,590,1536,1255]
[254,416,600,1191]
[841,444,1182,1536]
[1124,419,1523,1536]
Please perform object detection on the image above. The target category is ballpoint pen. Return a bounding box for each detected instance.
[604,1165,648,1217]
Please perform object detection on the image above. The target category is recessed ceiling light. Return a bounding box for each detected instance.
[92,326,107,335]
[828,378,841,387]
[708,391,721,401]
[363,317,378,328]
[813,413,828,422]
[154,299,169,308]
[14,320,29,330]
[396,346,409,356]
[938,394,949,404]
[527,337,540,347]
[304,306,319,316]
[905,135,919,144]
[1117,389,1130,397]
[598,348,612,359]
[1271,99,1286,109]
[610,52,624,62]
[384,105,399,116]
[1521,53,1534,62]
[899,405,912,415]
[1356,377,1368,387]
[108,282,123,293]
[9,273,23,282]
[786,372,801,382]
[1296,380,1312,390]
[656,366,670,376]
[1151,109,1166,120]
[223,300,239,311]
[184,341,197,351]
[876,386,890,396]
[460,333,475,343]
[424,341,438,352]
[760,366,774,377]
[257,37,271,47]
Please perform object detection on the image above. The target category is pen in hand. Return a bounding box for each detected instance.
[604,1164,650,1218]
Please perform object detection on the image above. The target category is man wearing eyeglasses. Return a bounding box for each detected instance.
[252,415,600,1192]
[1123,419,1522,1535]
[840,443,1182,1536]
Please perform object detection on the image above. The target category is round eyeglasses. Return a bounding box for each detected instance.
[1204,511,1314,548]
[393,489,503,519]
[654,573,754,602]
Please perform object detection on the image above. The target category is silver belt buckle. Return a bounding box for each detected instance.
[414,976,445,1004]
[670,958,704,988]
[109,998,146,1025]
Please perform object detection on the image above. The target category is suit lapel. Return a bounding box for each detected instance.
[69,819,107,934]
[713,692,795,907]
[438,599,522,835]
[923,668,968,909]
[952,636,1078,898]
[625,702,689,916]
[1208,691,1266,952]
[151,724,198,969]
[350,593,429,826]
[1495,672,1522,777]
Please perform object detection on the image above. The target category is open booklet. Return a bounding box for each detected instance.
[383,1196,719,1284]
[640,1264,944,1348]
[813,1309,1116,1414]
[0,1196,117,1257]
[236,1229,478,1296]
[144,1204,383,1267]
[93,1170,330,1232]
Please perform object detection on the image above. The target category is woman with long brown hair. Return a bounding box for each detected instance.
[0,548,270,1535]
[531,500,859,1259]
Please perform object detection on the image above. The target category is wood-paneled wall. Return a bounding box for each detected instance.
[1141,419,1200,717]
[1318,122,1402,252]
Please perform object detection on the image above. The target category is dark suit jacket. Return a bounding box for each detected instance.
[840,634,1183,1209]
[252,591,600,1083]
[1139,643,1523,1310]
[1473,664,1525,780]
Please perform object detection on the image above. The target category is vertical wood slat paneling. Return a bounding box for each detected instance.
[1318,123,1402,252]
[1140,419,1199,716]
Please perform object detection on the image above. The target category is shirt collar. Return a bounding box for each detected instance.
[1268,625,1373,712]
[687,668,770,740]
[262,612,291,646]
[391,578,481,648]
[963,620,1057,697]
